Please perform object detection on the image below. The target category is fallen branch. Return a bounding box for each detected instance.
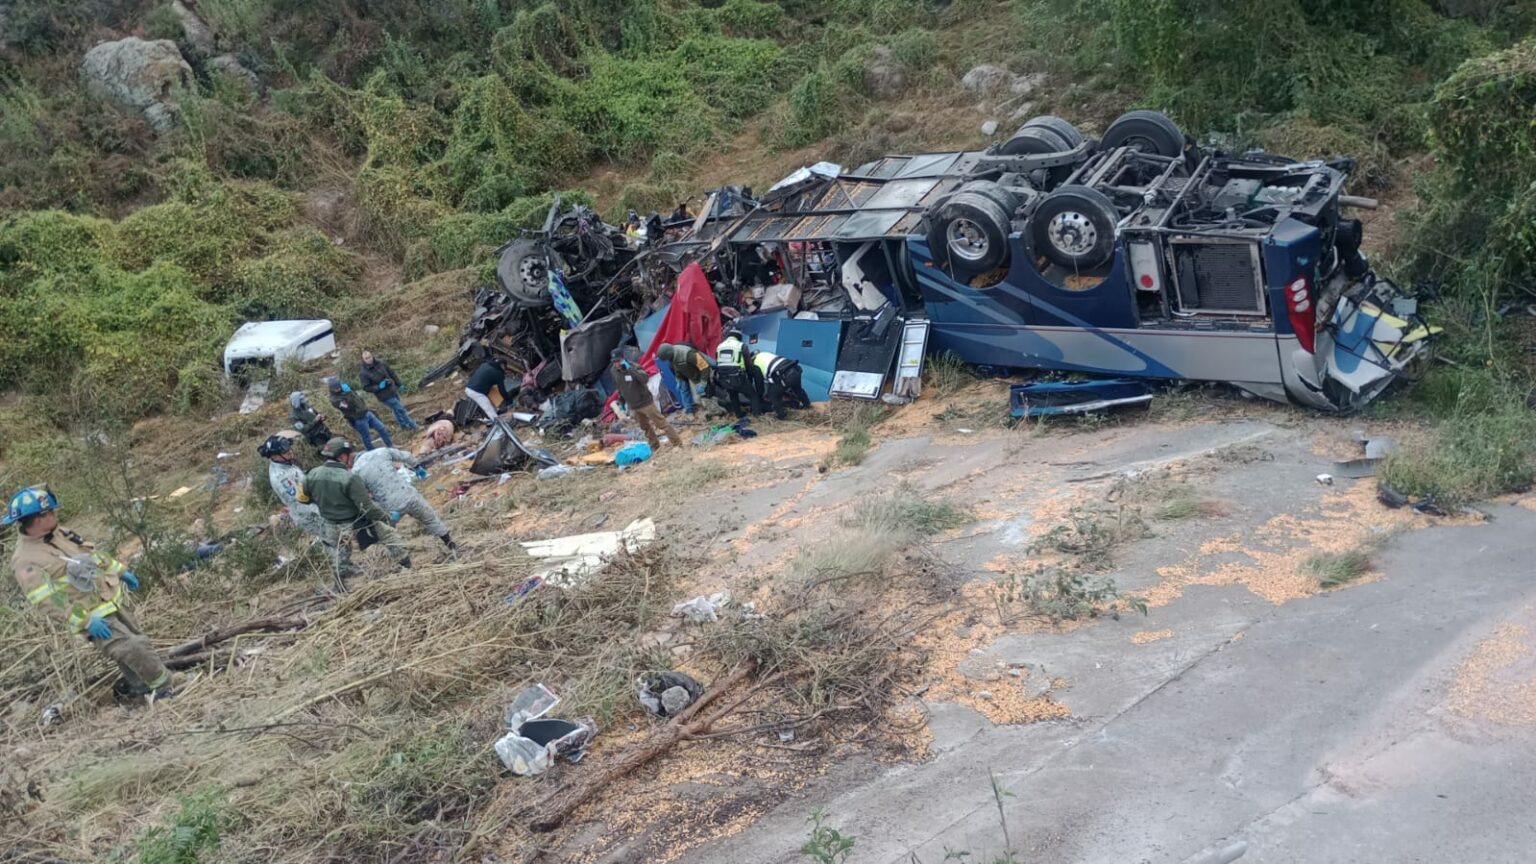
[167,615,308,658]
[524,659,758,833]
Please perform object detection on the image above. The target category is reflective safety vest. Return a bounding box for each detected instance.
[752,350,791,379]
[12,528,127,634]
[717,336,748,370]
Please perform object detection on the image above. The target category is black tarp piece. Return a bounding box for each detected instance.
[470,423,558,474]
[830,305,903,399]
[561,313,628,383]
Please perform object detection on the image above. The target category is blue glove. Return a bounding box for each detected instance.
[85,616,112,641]
[389,511,401,525]
[378,380,389,390]
[414,466,428,479]
[120,571,139,591]
[341,383,352,393]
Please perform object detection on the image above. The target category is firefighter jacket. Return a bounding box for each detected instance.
[12,528,128,634]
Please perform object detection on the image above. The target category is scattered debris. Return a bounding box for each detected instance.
[672,591,731,623]
[1010,379,1153,418]
[615,442,653,466]
[536,464,591,480]
[519,518,658,586]
[494,684,596,776]
[1316,473,1335,486]
[636,671,705,717]
[1333,433,1400,478]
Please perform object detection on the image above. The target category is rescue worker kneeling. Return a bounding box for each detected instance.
[714,328,763,418]
[6,486,175,700]
[752,350,812,420]
[300,437,411,589]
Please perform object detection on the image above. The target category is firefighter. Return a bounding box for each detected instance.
[299,438,410,589]
[714,329,762,418]
[5,486,175,700]
[752,350,812,419]
[350,446,459,557]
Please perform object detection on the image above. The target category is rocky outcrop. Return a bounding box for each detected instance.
[81,37,192,132]
[209,53,259,93]
[865,45,907,100]
[171,0,217,58]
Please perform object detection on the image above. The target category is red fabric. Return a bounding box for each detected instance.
[639,262,722,372]
[601,263,722,422]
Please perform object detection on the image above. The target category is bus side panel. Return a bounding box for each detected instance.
[926,323,1287,384]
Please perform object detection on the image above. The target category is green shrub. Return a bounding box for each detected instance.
[672,34,784,119]
[233,228,364,317]
[0,210,114,279]
[718,0,784,38]
[889,28,938,70]
[135,788,229,864]
[780,69,852,148]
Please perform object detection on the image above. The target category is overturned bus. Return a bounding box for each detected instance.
[449,109,1434,413]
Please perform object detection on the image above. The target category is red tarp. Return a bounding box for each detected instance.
[638,261,722,372]
[602,262,722,421]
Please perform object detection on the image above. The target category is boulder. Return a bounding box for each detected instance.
[865,45,907,100]
[81,37,192,133]
[171,0,217,58]
[208,53,259,93]
[961,64,1013,95]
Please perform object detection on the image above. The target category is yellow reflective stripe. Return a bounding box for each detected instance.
[87,600,119,620]
[25,580,63,604]
[91,552,126,577]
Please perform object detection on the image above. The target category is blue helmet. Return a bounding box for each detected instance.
[2,486,58,526]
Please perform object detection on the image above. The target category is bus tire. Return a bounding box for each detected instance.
[1101,109,1187,159]
[496,239,555,308]
[1030,185,1119,271]
[929,192,1011,277]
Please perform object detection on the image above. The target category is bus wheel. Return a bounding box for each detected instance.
[930,192,1011,277]
[1030,185,1118,270]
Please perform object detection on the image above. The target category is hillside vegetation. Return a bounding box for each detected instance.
[5,1,1536,861]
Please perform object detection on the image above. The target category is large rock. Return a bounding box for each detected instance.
[962,64,1013,95]
[209,53,259,93]
[171,0,217,58]
[81,37,192,133]
[865,45,907,100]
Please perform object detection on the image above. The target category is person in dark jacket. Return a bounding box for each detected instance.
[463,358,514,424]
[360,351,418,431]
[327,377,393,451]
[611,351,682,452]
[290,391,332,450]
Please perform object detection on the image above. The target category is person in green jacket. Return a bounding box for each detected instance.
[299,437,411,589]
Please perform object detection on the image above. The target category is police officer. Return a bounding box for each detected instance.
[752,350,811,419]
[6,486,175,700]
[714,329,762,418]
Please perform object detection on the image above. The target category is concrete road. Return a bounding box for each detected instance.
[676,427,1536,863]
